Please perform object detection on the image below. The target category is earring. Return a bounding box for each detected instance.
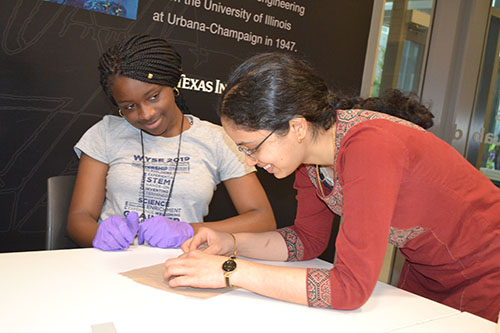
[118,109,124,117]
[174,87,180,96]
[298,137,303,144]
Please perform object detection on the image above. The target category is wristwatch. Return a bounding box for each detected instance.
[222,256,237,288]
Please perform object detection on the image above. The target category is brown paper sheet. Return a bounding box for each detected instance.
[120,263,231,299]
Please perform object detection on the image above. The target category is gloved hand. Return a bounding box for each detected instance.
[138,216,194,248]
[93,212,139,251]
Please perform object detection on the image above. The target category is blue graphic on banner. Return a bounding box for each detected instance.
[44,0,138,20]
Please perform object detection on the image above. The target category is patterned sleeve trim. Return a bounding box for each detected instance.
[307,268,332,308]
[277,227,304,262]
[388,226,427,248]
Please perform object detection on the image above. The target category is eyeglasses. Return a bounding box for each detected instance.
[237,129,276,159]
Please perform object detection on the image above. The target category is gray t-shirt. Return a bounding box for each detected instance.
[74,115,255,223]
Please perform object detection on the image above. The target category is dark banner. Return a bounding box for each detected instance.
[0,0,373,252]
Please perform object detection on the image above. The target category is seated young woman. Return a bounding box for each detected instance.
[67,35,276,251]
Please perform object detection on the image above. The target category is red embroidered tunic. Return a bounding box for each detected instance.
[277,109,500,321]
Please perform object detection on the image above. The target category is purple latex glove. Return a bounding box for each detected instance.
[92,212,139,251]
[138,216,194,248]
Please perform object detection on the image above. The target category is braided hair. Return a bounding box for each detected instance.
[98,34,189,112]
[219,52,433,137]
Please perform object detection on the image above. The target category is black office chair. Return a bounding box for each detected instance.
[46,175,80,250]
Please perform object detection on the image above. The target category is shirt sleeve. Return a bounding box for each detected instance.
[277,165,335,261]
[73,117,109,163]
[332,124,407,309]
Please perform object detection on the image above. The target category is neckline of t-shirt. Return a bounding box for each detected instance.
[139,114,196,140]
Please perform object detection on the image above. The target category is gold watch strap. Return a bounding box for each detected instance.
[229,233,238,257]
[224,272,232,288]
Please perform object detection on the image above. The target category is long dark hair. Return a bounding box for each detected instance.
[98,34,189,112]
[219,52,433,135]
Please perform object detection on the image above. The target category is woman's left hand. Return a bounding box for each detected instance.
[164,250,228,289]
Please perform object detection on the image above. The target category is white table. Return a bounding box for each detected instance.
[0,246,492,332]
[390,311,497,332]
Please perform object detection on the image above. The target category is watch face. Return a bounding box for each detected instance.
[222,259,237,272]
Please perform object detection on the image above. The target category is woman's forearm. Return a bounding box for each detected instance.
[191,207,276,234]
[198,173,276,234]
[67,212,98,247]
[67,153,108,247]
[233,231,289,261]
[231,259,308,305]
[220,230,308,305]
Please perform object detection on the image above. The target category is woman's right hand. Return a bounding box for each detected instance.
[181,226,235,256]
[92,212,139,251]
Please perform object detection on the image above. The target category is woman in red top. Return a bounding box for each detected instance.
[164,52,500,322]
